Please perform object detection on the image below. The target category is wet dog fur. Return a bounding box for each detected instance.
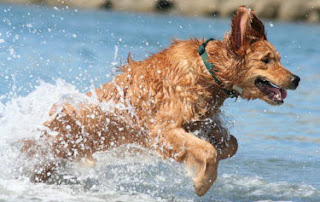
[21,6,300,196]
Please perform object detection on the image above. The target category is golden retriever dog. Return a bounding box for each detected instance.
[21,6,300,196]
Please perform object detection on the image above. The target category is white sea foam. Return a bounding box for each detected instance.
[213,173,319,199]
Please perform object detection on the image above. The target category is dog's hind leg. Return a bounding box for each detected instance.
[44,103,104,160]
[153,128,219,197]
[19,137,59,183]
[23,103,99,183]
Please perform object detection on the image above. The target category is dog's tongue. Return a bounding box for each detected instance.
[266,85,287,100]
[280,88,287,99]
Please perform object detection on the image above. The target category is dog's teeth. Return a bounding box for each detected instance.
[274,93,282,101]
[268,81,280,89]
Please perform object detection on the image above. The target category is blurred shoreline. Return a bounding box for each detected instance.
[1,0,320,23]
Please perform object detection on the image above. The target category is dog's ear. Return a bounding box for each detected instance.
[231,6,266,56]
[249,11,267,41]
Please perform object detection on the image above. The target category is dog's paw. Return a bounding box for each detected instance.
[191,143,219,196]
[194,178,215,197]
[193,164,218,196]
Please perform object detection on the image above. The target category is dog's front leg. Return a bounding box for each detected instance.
[154,127,219,196]
[206,120,238,160]
[211,133,238,160]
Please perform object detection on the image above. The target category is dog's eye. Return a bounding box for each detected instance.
[262,58,270,64]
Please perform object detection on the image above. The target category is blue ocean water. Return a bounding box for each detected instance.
[0,4,319,202]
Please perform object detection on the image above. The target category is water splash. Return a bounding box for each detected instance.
[0,79,318,201]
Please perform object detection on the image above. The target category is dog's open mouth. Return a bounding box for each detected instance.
[255,78,287,104]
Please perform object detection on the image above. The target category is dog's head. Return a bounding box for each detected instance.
[227,6,300,105]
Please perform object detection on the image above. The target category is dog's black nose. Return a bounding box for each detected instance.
[291,75,300,89]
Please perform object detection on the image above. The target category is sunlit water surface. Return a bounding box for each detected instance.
[0,4,319,202]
